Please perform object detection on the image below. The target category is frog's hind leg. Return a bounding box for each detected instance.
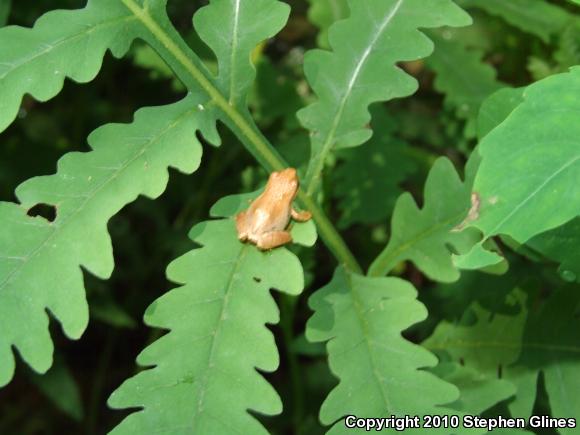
[291,208,312,222]
[236,211,249,241]
[256,231,292,250]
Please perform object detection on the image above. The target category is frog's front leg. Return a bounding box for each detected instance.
[235,211,249,241]
[256,231,292,250]
[291,208,312,222]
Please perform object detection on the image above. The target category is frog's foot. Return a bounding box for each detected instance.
[235,211,249,241]
[291,208,312,222]
[256,231,292,250]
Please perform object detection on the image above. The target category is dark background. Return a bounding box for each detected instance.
[0,1,577,434]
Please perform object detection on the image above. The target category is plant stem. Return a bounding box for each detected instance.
[121,0,362,274]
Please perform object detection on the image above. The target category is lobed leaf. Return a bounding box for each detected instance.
[0,0,141,133]
[368,156,480,282]
[298,0,471,193]
[109,196,308,434]
[470,68,580,245]
[193,0,290,107]
[0,96,210,387]
[426,33,504,137]
[306,268,478,434]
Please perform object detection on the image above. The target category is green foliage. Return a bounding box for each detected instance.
[192,0,290,107]
[426,285,580,430]
[0,0,140,133]
[527,217,580,282]
[298,0,471,194]
[457,0,572,42]
[109,195,312,434]
[426,33,504,136]
[306,0,349,48]
[307,267,469,434]
[0,97,208,386]
[0,0,579,433]
[471,68,580,244]
[332,107,417,228]
[476,87,524,139]
[368,156,479,282]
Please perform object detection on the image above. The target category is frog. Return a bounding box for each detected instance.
[236,168,312,250]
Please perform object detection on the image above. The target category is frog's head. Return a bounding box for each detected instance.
[269,167,299,198]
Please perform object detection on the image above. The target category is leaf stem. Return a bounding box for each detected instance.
[122,0,362,274]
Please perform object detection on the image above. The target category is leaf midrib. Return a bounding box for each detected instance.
[190,244,249,433]
[344,272,395,414]
[306,0,405,195]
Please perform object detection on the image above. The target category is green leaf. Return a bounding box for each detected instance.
[470,68,580,245]
[298,0,471,193]
[193,0,290,106]
[306,268,470,434]
[527,217,580,283]
[109,197,306,434]
[306,0,349,48]
[425,286,580,429]
[457,0,572,42]
[0,96,209,387]
[119,0,362,272]
[426,33,504,136]
[0,0,141,133]
[332,107,417,228]
[368,156,480,282]
[476,87,524,140]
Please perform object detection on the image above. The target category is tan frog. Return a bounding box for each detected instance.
[236,168,312,250]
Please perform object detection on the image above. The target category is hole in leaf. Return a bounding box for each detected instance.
[27,204,57,222]
[444,242,459,255]
[253,277,262,283]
